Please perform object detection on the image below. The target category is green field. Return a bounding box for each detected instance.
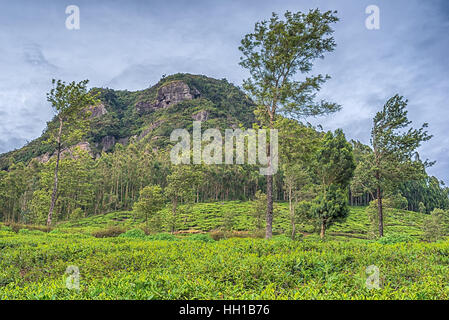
[0,202,447,300]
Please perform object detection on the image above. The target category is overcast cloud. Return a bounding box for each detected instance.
[0,0,448,182]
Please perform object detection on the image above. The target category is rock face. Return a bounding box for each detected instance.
[35,142,93,163]
[88,103,108,118]
[117,137,129,146]
[101,136,116,152]
[137,120,164,142]
[136,81,200,114]
[192,110,209,121]
[36,152,50,163]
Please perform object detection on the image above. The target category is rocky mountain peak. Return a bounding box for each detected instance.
[136,80,200,114]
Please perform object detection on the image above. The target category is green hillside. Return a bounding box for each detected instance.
[48,202,430,242]
[0,73,255,169]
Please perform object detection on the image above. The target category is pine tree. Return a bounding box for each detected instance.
[352,95,432,237]
[312,129,355,239]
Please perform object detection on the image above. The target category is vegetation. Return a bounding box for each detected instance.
[44,79,100,226]
[351,95,432,237]
[239,9,341,238]
[2,224,449,299]
[0,8,447,300]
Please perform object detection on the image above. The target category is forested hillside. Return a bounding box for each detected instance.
[0,73,448,229]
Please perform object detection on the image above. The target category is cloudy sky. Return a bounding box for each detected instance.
[0,0,448,182]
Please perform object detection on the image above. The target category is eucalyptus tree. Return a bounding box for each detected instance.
[45,79,99,226]
[133,185,166,231]
[277,117,321,239]
[239,9,340,238]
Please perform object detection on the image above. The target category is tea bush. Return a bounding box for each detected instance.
[1,229,449,299]
[147,233,178,241]
[119,228,147,239]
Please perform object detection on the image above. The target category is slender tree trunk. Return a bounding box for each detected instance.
[265,114,274,239]
[320,218,326,239]
[171,198,177,234]
[289,186,295,240]
[377,185,383,237]
[47,118,63,226]
[145,212,149,233]
[266,169,273,238]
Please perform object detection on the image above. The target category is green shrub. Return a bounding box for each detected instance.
[92,226,125,238]
[18,229,45,235]
[271,234,292,242]
[0,225,12,232]
[187,233,215,242]
[119,228,146,239]
[147,233,177,241]
[70,208,84,220]
[377,234,414,244]
[419,202,427,214]
[18,228,31,235]
[388,193,408,210]
[422,209,448,242]
[49,229,66,234]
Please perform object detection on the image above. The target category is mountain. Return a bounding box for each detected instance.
[0,73,256,168]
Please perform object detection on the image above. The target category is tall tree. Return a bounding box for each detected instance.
[166,165,202,233]
[352,95,432,237]
[133,185,166,232]
[239,9,340,238]
[252,190,267,231]
[312,129,355,238]
[45,79,99,226]
[277,117,320,239]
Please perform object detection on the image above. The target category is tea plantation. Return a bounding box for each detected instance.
[1,202,448,300]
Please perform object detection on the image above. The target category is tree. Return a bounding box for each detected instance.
[422,209,448,242]
[400,176,449,213]
[252,190,267,231]
[312,129,355,239]
[133,185,165,232]
[45,79,99,226]
[239,9,340,238]
[277,117,320,239]
[418,202,426,214]
[166,165,202,233]
[312,185,349,239]
[351,95,432,237]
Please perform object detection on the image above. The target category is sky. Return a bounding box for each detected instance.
[0,0,448,182]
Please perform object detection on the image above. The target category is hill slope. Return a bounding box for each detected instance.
[0,73,255,169]
[54,202,430,241]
